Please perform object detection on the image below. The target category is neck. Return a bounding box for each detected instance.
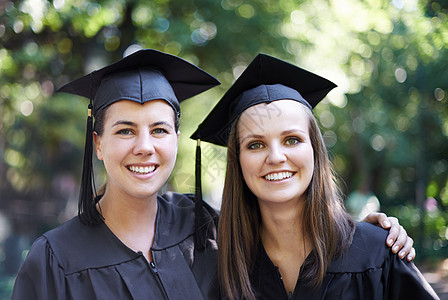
[259,200,312,294]
[98,188,158,261]
[259,201,308,251]
[99,189,158,227]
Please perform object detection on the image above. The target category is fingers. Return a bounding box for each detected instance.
[385,217,400,246]
[397,236,415,260]
[390,224,407,253]
[389,224,416,261]
[406,246,416,262]
[361,213,416,261]
[362,212,391,228]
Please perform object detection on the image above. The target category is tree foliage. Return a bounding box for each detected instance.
[0,0,447,296]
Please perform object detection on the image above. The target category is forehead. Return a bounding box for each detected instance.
[104,99,176,122]
[238,100,310,134]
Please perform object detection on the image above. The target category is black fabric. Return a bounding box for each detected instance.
[191,53,336,146]
[57,49,220,117]
[11,193,219,300]
[92,68,180,115]
[230,84,312,121]
[250,222,439,300]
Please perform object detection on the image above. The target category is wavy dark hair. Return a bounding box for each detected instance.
[218,103,355,300]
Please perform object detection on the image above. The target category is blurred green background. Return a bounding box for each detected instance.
[0,0,447,298]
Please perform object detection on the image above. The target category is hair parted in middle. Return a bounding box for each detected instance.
[217,104,355,300]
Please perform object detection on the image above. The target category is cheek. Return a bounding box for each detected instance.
[102,148,121,166]
[100,139,129,164]
[158,137,179,162]
[302,147,315,176]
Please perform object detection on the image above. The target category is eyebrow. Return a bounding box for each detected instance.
[240,134,264,144]
[112,120,136,127]
[240,128,307,143]
[151,121,174,129]
[112,120,174,129]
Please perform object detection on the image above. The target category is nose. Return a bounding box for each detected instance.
[133,131,155,156]
[266,142,286,165]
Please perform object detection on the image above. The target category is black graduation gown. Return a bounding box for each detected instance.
[11,192,220,300]
[250,222,439,300]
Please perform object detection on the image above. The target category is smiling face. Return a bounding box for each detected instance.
[93,100,179,201]
[238,100,314,207]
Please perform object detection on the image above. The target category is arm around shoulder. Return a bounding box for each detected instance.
[11,236,67,300]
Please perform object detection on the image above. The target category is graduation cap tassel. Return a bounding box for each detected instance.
[78,104,98,224]
[195,139,206,251]
[78,72,99,225]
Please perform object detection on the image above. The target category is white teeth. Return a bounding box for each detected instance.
[129,165,156,174]
[265,172,293,181]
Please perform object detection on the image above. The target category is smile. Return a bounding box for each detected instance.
[264,172,294,181]
[128,165,157,175]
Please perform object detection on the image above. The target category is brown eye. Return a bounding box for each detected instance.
[285,137,300,145]
[152,128,168,134]
[248,142,264,150]
[117,128,132,135]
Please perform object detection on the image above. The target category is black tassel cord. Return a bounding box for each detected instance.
[79,72,99,225]
[79,104,98,224]
[195,139,206,251]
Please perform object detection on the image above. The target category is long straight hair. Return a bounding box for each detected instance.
[218,105,355,299]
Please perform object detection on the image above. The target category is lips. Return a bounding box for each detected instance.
[264,171,294,181]
[127,165,157,175]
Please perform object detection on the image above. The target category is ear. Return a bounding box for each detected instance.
[93,132,103,161]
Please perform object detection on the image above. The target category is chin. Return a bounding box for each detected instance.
[126,188,160,200]
[257,191,304,204]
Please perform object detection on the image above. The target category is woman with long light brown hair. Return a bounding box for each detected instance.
[192,53,437,299]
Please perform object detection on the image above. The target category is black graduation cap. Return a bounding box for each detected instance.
[191,53,337,146]
[58,49,220,117]
[57,49,219,252]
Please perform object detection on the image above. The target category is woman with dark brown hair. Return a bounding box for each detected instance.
[11,49,220,300]
[192,53,438,300]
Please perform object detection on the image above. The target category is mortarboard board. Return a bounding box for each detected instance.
[58,49,220,117]
[191,53,337,146]
[57,49,219,252]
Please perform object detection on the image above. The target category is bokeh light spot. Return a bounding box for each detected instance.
[435,88,445,101]
[20,100,34,116]
[371,134,385,151]
[291,10,305,25]
[238,4,255,19]
[319,111,335,128]
[394,67,407,83]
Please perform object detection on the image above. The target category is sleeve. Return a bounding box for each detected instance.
[11,236,67,300]
[387,253,440,300]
